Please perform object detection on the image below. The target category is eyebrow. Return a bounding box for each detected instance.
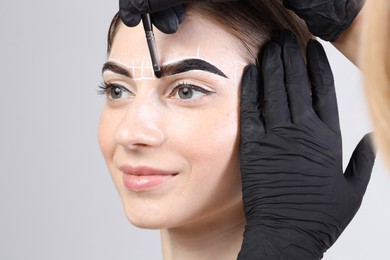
[102,62,130,77]
[102,59,228,79]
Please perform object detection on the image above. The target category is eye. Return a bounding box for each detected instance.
[169,82,215,100]
[98,82,132,100]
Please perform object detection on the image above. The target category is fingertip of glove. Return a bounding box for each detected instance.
[152,9,183,34]
[262,41,282,65]
[119,9,142,27]
[262,41,281,57]
[306,39,333,84]
[154,22,179,34]
[172,5,185,24]
[278,29,299,50]
[242,65,258,86]
[241,65,260,98]
[360,133,377,159]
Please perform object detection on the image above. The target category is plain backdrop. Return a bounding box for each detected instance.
[1,1,389,259]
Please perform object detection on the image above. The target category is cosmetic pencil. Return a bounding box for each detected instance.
[141,14,161,78]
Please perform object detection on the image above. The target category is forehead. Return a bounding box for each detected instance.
[108,12,249,77]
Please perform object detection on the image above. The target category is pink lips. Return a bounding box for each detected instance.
[120,165,177,191]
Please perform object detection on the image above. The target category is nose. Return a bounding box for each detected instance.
[114,97,165,150]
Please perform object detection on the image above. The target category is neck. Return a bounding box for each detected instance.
[160,203,246,260]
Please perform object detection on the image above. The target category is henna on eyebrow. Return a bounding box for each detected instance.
[161,59,228,78]
[101,58,228,79]
[102,61,131,77]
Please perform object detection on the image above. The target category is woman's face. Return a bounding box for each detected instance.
[99,11,249,229]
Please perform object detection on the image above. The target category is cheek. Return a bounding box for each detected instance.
[181,101,242,211]
[171,94,240,177]
[98,107,118,162]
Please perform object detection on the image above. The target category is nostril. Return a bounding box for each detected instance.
[114,119,164,150]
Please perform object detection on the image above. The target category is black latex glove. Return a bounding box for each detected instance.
[119,0,185,33]
[119,0,234,33]
[283,0,365,41]
[237,30,375,259]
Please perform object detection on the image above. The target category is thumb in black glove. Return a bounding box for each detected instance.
[237,30,376,259]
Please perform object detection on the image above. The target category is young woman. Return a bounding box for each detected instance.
[99,1,375,259]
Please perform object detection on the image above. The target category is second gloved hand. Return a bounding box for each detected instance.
[119,0,235,33]
[119,0,185,33]
[237,30,376,259]
[283,0,365,41]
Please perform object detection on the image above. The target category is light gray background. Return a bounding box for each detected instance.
[1,1,389,259]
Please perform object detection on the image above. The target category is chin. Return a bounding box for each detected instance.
[127,218,165,230]
[123,205,170,230]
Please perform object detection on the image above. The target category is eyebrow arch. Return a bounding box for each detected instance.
[102,62,131,77]
[102,58,228,79]
[161,59,228,78]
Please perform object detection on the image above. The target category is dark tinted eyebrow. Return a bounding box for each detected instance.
[102,58,228,79]
[102,61,131,77]
[161,59,228,78]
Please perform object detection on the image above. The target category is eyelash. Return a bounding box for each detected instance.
[97,82,127,95]
[97,81,215,100]
[169,82,215,98]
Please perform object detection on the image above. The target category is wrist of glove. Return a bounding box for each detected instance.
[283,0,365,41]
[237,30,376,259]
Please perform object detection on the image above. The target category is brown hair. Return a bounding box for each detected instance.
[361,0,390,169]
[107,0,312,63]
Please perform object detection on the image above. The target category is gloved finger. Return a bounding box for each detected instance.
[149,0,186,13]
[279,30,313,124]
[281,0,340,41]
[344,133,376,196]
[119,0,149,27]
[151,5,185,34]
[262,42,290,129]
[307,39,340,133]
[149,0,239,13]
[240,65,265,144]
[119,7,142,27]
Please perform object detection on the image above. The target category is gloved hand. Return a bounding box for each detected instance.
[119,0,234,33]
[237,30,375,259]
[119,0,185,33]
[283,0,365,41]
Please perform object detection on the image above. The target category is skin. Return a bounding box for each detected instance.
[333,2,367,66]
[98,10,253,260]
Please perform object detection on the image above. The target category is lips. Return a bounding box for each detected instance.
[119,165,177,191]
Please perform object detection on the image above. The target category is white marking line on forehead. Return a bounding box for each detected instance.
[108,58,156,80]
[132,59,135,78]
[132,77,155,81]
[109,47,204,72]
[141,58,144,79]
[108,58,154,70]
